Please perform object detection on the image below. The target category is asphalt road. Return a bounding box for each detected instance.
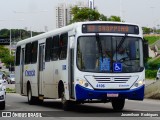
[2,81,159,120]
[0,93,159,120]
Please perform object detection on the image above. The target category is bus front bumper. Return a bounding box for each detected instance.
[75,84,144,101]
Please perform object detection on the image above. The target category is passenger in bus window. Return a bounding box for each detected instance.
[113,47,128,62]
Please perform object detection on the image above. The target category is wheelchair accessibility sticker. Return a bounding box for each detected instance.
[113,63,122,72]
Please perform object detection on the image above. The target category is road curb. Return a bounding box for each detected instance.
[145,80,160,99]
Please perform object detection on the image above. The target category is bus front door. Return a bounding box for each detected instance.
[20,48,25,94]
[69,36,75,98]
[38,43,45,96]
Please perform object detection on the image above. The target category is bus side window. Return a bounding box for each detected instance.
[45,37,52,62]
[16,46,21,66]
[51,35,60,61]
[25,43,32,64]
[31,41,38,64]
[59,33,68,60]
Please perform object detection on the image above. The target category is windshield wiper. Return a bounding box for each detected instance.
[114,34,128,62]
[117,33,128,50]
[96,33,103,62]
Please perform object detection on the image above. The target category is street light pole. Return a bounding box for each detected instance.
[9,28,12,72]
[10,29,12,55]
[9,19,24,55]
[150,7,155,34]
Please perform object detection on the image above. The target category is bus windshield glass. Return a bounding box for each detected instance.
[77,36,144,73]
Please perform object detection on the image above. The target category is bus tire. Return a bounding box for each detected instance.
[0,101,5,110]
[61,91,70,111]
[111,99,125,111]
[37,98,43,105]
[27,85,35,105]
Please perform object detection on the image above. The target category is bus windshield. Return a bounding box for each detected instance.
[77,36,144,73]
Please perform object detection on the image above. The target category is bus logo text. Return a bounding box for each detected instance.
[25,70,35,76]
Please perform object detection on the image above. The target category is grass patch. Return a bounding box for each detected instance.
[144,36,160,45]
[6,88,16,93]
[145,70,157,79]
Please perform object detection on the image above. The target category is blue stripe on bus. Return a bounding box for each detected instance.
[75,84,144,101]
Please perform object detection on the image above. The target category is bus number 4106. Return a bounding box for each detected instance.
[96,84,105,88]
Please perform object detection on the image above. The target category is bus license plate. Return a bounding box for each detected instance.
[107,93,119,97]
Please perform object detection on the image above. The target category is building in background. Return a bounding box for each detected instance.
[88,0,94,10]
[56,4,67,28]
[56,1,88,28]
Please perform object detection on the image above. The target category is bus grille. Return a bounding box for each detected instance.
[93,76,131,83]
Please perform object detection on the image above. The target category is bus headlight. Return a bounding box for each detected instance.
[77,78,93,89]
[79,79,89,87]
[133,80,145,88]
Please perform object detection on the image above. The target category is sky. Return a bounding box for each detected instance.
[0,0,160,32]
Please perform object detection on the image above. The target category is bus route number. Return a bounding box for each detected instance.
[96,84,105,88]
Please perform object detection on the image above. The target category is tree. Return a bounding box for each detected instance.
[70,6,107,23]
[99,14,108,21]
[0,46,9,58]
[1,54,15,67]
[0,29,43,42]
[0,46,14,68]
[142,27,152,34]
[0,46,14,65]
[0,29,9,38]
[70,6,122,23]
[108,16,121,22]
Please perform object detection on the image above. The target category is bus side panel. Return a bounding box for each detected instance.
[23,65,29,96]
[23,64,38,97]
[43,62,56,98]
[15,66,21,94]
[55,60,69,99]
[57,60,69,100]
[29,64,38,97]
[43,60,69,99]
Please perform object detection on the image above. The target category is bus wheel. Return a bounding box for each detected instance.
[111,99,125,111]
[61,91,70,111]
[0,101,5,110]
[27,85,35,105]
[37,98,43,105]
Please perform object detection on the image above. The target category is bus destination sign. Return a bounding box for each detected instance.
[82,24,139,34]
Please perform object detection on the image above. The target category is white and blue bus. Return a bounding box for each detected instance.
[15,21,148,111]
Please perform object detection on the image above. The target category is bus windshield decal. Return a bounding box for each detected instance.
[99,57,110,71]
[82,24,139,34]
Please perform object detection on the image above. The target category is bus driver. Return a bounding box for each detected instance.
[113,47,128,61]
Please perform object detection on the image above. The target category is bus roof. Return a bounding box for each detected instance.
[16,21,141,46]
